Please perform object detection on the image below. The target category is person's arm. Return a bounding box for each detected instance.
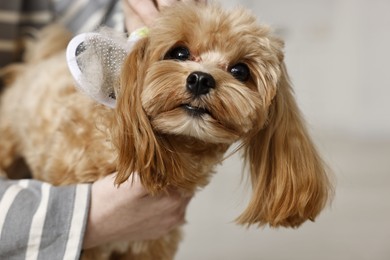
[0,173,191,259]
[0,177,90,260]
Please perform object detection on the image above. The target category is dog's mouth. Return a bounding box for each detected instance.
[181,104,210,117]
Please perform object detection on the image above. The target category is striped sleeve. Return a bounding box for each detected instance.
[53,0,123,34]
[0,177,91,260]
[0,0,123,70]
[0,0,53,68]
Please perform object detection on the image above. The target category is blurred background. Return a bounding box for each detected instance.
[177,0,390,259]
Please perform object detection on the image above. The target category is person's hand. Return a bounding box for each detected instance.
[123,0,207,32]
[83,173,192,249]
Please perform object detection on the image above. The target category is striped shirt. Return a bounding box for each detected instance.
[0,0,122,259]
[0,177,90,260]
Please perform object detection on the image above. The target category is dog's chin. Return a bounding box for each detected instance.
[150,106,241,144]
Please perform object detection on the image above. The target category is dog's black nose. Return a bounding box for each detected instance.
[186,71,215,96]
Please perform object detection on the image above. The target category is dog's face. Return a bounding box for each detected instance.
[137,4,283,144]
[114,2,332,228]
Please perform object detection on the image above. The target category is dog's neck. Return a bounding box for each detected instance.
[157,134,230,193]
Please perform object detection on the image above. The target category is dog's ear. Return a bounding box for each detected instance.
[238,63,332,227]
[113,38,166,192]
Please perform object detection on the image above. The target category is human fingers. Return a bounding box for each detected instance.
[145,196,189,239]
[123,1,147,32]
[181,0,207,3]
[164,195,192,231]
[127,0,159,26]
[158,0,208,7]
[155,0,177,8]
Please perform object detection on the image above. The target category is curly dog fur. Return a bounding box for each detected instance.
[0,3,332,259]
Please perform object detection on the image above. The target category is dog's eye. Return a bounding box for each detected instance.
[229,63,250,82]
[165,46,191,61]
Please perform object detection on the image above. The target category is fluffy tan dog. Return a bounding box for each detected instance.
[0,2,332,259]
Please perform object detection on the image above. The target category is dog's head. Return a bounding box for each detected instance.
[110,2,332,228]
[138,5,280,144]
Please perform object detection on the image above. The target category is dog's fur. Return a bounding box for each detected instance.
[0,2,332,259]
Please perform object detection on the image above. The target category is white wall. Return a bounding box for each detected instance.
[221,0,390,138]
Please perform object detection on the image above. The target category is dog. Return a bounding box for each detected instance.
[0,2,332,259]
